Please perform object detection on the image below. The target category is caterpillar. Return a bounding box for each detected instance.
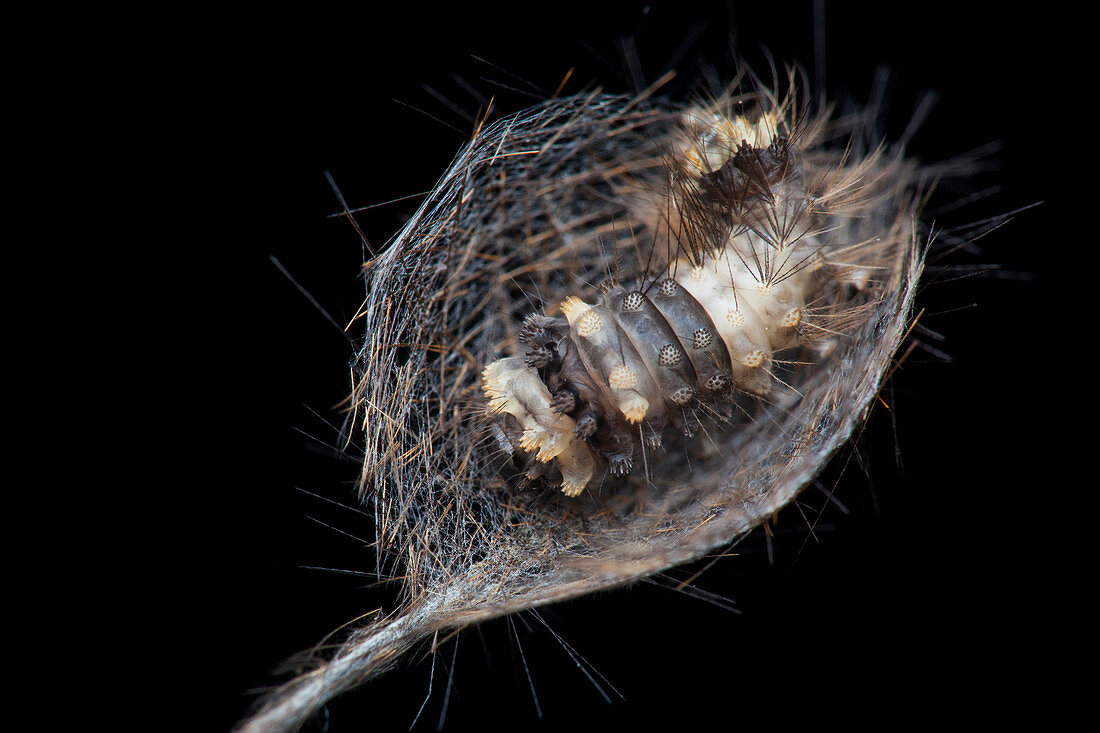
[481,90,916,497]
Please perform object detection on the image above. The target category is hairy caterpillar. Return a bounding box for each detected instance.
[481,93,916,497]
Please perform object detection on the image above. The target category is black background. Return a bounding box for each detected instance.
[194,2,1068,730]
